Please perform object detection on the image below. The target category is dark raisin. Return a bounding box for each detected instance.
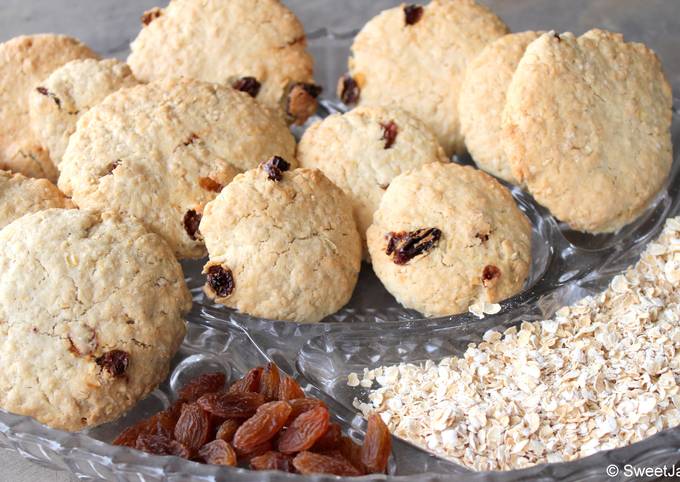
[482,265,501,286]
[404,5,424,25]
[36,86,61,108]
[553,32,561,42]
[261,156,291,182]
[232,76,261,98]
[250,450,294,472]
[338,74,360,105]
[183,209,202,241]
[183,133,199,146]
[141,7,162,26]
[95,350,129,378]
[136,434,190,458]
[197,391,265,419]
[228,367,262,393]
[174,403,211,453]
[206,265,235,298]
[258,362,281,401]
[286,83,322,124]
[198,176,223,193]
[380,121,398,149]
[104,159,121,176]
[178,372,227,402]
[386,228,441,265]
[476,232,490,243]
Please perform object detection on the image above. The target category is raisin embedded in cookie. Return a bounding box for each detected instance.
[200,166,362,323]
[459,31,543,184]
[58,78,297,259]
[502,29,673,233]
[128,0,320,125]
[29,58,139,167]
[342,0,508,156]
[0,35,97,180]
[367,162,532,317]
[297,106,448,259]
[0,170,73,229]
[0,209,191,431]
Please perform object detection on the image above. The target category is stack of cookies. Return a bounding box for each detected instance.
[0,0,673,435]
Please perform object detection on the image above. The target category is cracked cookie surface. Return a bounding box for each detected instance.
[367,162,532,317]
[29,58,139,166]
[58,78,296,259]
[128,0,318,124]
[459,31,542,185]
[297,106,448,259]
[502,29,673,233]
[0,170,73,229]
[0,34,97,180]
[200,167,361,323]
[344,0,508,156]
[0,209,191,431]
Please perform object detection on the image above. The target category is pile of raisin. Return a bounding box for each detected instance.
[113,363,391,476]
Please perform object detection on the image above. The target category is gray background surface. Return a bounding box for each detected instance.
[0,1,678,481]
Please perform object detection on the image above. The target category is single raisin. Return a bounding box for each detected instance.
[113,418,153,447]
[216,418,241,443]
[360,413,392,473]
[183,209,202,241]
[197,391,265,419]
[235,440,273,462]
[261,156,291,182]
[311,422,342,452]
[482,265,501,287]
[404,4,424,25]
[259,362,281,401]
[250,450,294,472]
[232,76,261,98]
[278,406,330,453]
[141,7,162,25]
[228,367,262,393]
[380,121,398,149]
[386,227,441,265]
[476,232,490,243]
[338,435,366,474]
[286,83,322,124]
[338,74,360,105]
[554,32,561,42]
[178,372,226,402]
[198,176,223,193]
[173,403,211,453]
[232,401,292,452]
[136,434,190,458]
[278,375,305,401]
[36,86,61,108]
[206,264,235,298]
[287,398,327,424]
[199,439,237,466]
[293,451,362,476]
[152,401,184,438]
[95,350,129,378]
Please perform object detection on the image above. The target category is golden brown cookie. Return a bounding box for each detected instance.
[0,35,97,180]
[367,162,532,317]
[502,30,673,233]
[128,0,320,124]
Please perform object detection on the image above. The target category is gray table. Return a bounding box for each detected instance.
[0,1,678,481]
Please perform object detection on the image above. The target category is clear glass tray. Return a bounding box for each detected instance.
[1,1,679,481]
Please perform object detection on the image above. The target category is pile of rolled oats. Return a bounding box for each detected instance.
[350,217,680,471]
